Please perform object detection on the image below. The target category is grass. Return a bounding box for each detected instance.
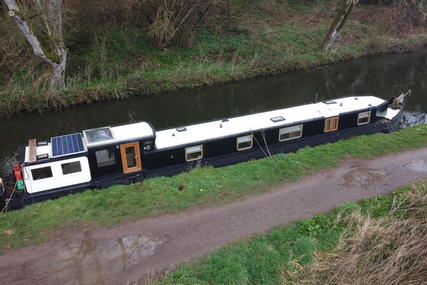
[0,1,426,117]
[159,180,427,285]
[0,124,427,252]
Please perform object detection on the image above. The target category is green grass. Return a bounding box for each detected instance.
[1,124,427,252]
[1,0,426,117]
[159,181,427,285]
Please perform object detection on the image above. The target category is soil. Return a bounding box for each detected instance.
[1,148,427,285]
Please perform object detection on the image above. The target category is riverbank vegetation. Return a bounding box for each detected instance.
[0,0,426,117]
[160,180,427,284]
[1,124,426,252]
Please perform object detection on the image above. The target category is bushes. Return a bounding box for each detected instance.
[297,185,427,284]
[132,0,225,48]
[361,0,427,28]
[398,0,427,27]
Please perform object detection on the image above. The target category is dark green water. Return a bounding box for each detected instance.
[1,50,426,175]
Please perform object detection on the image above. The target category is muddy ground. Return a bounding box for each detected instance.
[1,148,427,284]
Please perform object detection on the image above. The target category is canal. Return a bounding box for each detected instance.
[1,50,426,175]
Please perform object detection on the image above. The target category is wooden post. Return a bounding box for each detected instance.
[28,139,37,163]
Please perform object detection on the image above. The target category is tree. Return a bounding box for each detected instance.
[322,0,359,51]
[4,0,67,88]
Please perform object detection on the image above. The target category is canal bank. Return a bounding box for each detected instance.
[0,1,426,118]
[1,124,427,252]
[1,143,427,284]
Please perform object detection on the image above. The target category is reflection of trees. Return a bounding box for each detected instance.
[25,232,160,284]
[400,111,427,128]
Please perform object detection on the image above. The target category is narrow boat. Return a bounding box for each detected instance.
[0,93,408,210]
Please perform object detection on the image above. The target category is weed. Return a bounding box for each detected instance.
[1,0,426,117]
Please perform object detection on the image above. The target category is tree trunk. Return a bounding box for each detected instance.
[51,49,67,87]
[322,0,359,51]
[4,0,67,88]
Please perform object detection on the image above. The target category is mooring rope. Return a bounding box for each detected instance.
[1,181,17,213]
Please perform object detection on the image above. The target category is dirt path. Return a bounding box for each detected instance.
[1,148,427,285]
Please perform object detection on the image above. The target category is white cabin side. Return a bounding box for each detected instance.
[22,157,91,193]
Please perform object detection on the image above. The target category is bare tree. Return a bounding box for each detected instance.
[322,0,359,51]
[4,0,67,88]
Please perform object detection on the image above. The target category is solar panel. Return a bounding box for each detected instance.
[51,133,85,158]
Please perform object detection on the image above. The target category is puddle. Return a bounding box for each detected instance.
[343,168,387,189]
[28,232,163,284]
[404,160,427,173]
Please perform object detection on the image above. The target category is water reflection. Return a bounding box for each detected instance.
[0,51,426,175]
[26,232,162,285]
[400,111,427,128]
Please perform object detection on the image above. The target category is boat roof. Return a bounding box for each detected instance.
[154,96,386,150]
[82,122,155,148]
[24,122,155,163]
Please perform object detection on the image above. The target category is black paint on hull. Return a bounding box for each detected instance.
[2,113,400,211]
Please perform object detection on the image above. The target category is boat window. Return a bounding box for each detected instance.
[61,161,82,175]
[357,111,371,125]
[95,149,116,167]
[271,116,285,123]
[237,135,253,151]
[279,125,303,142]
[185,145,203,162]
[323,100,337,105]
[31,166,53,181]
[324,117,339,132]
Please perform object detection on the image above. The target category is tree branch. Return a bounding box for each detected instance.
[4,0,54,65]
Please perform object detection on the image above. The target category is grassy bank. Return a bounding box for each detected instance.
[1,124,427,252]
[1,1,426,117]
[159,181,427,285]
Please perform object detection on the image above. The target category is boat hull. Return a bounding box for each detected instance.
[1,104,405,211]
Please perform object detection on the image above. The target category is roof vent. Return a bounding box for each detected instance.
[36,153,49,160]
[271,116,285,123]
[176,127,187,132]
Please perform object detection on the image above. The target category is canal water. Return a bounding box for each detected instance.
[1,50,426,175]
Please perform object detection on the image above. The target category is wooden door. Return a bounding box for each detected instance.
[324,117,339,133]
[120,142,142,174]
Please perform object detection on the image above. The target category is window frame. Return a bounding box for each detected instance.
[185,145,203,162]
[61,161,82,175]
[31,166,53,181]
[279,125,304,142]
[236,135,253,151]
[357,111,371,126]
[324,117,339,133]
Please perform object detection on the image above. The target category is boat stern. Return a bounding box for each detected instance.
[376,90,410,133]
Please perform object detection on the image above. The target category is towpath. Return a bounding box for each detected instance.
[1,147,427,284]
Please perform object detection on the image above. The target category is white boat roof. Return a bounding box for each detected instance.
[83,122,155,148]
[155,96,387,150]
